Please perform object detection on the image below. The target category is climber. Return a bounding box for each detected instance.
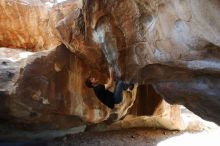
[85,67,134,109]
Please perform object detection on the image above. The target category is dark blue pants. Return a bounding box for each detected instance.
[113,80,129,104]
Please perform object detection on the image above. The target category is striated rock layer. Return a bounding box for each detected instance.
[0,0,61,51]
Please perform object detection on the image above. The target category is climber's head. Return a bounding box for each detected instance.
[85,77,98,88]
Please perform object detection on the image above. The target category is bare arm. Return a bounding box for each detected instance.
[104,67,114,90]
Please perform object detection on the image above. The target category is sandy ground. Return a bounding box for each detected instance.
[48,128,181,146]
[0,128,179,146]
[46,106,220,146]
[47,127,220,146]
[1,126,220,146]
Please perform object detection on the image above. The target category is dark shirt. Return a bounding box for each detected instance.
[93,84,114,109]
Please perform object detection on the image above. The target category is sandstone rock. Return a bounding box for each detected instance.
[1,0,220,136]
[0,0,60,51]
[0,45,137,131]
[0,45,183,137]
[97,85,185,131]
[82,0,220,125]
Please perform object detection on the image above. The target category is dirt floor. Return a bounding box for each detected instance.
[45,106,220,146]
[1,126,220,146]
[48,128,181,146]
[1,106,220,146]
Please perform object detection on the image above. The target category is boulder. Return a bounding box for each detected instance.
[0,0,60,51]
[82,0,220,125]
[0,0,220,136]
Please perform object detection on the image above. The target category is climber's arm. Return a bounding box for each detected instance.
[104,67,114,90]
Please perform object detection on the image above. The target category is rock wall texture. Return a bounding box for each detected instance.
[0,0,60,51]
[1,0,220,134]
[82,0,220,125]
[0,44,182,133]
[0,45,137,130]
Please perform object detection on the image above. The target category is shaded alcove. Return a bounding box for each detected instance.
[129,84,163,116]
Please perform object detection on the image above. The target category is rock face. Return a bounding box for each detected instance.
[1,0,220,135]
[0,0,60,51]
[0,45,137,131]
[82,0,220,125]
[0,44,183,134]
[0,45,182,133]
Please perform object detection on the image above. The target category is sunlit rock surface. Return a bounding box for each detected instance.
[0,0,61,51]
[0,0,220,137]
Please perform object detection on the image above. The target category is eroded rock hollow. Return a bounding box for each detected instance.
[0,0,220,136]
